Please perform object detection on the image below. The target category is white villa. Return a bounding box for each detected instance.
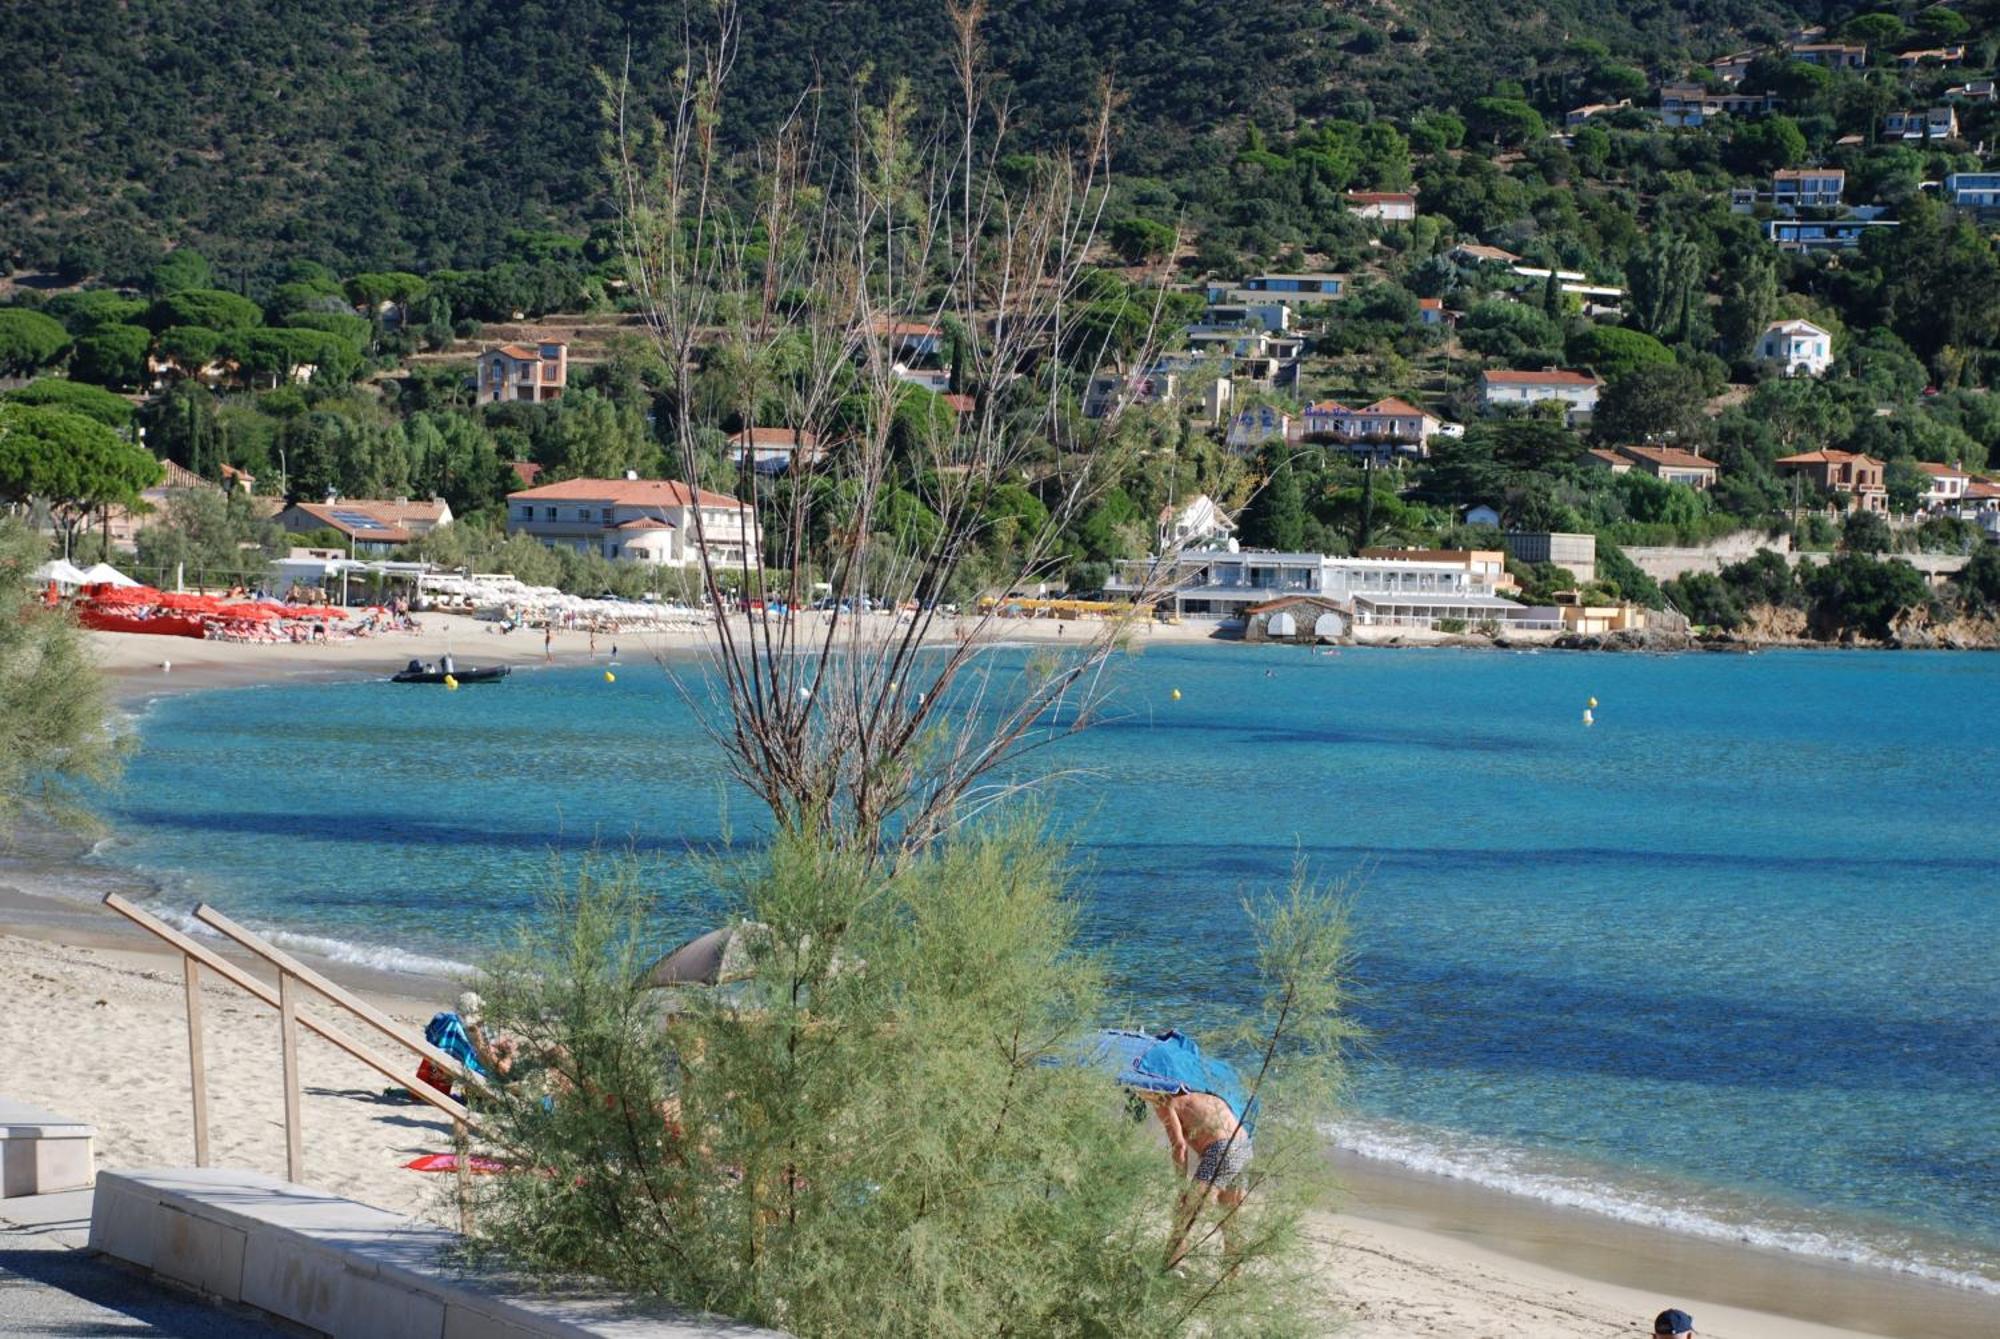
[1106,549,1553,629]
[1479,368,1602,422]
[1157,495,1236,551]
[1917,461,1971,511]
[506,475,761,568]
[1756,319,1833,376]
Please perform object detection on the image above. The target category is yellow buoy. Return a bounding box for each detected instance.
[443,674,459,690]
[1171,688,1182,701]
[1587,696,1598,708]
[604,670,617,683]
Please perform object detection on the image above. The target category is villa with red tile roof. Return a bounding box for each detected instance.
[1608,444,1721,490]
[475,341,568,404]
[1479,368,1603,422]
[1303,397,1444,461]
[1774,449,1887,513]
[275,498,455,554]
[1915,461,1970,511]
[729,427,824,473]
[506,475,761,568]
[1343,191,1417,222]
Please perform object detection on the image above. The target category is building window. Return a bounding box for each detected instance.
[545,506,558,521]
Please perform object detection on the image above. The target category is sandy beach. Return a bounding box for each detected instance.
[86,607,1223,701]
[3,624,1996,1338]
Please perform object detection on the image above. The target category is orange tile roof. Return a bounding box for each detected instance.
[287,502,415,544]
[510,461,543,486]
[1417,298,1443,310]
[613,516,677,530]
[1344,191,1416,205]
[1360,397,1433,418]
[1965,479,2000,498]
[1775,449,1879,466]
[1586,447,1628,465]
[1482,368,1601,387]
[508,477,750,510]
[1619,444,1719,471]
[490,343,546,361]
[1915,461,1968,478]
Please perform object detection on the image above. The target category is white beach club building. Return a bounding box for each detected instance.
[1106,549,1555,629]
[505,475,761,569]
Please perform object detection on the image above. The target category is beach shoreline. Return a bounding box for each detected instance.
[4,626,1995,1337]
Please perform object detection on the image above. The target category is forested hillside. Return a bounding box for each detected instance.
[2,0,1790,281]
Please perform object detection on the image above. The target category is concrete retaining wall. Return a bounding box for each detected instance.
[90,1167,784,1338]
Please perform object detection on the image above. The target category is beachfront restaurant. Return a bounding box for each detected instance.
[1108,549,1552,629]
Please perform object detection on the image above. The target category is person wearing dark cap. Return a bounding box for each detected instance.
[1654,1308,1694,1336]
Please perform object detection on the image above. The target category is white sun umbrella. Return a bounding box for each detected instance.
[79,562,140,587]
[32,558,89,589]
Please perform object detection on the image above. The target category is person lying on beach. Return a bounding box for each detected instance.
[1654,1308,1694,1337]
[1140,1086,1253,1268]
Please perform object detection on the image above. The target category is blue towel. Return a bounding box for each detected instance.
[424,1012,486,1077]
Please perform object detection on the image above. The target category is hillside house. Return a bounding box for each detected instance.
[506,476,760,568]
[1771,168,1844,209]
[872,320,944,362]
[1201,300,1294,334]
[1946,172,2000,208]
[729,427,822,473]
[1775,449,1887,512]
[1883,107,1959,141]
[1418,297,1449,326]
[1788,42,1866,69]
[1613,444,1721,490]
[1658,84,1782,127]
[1479,368,1602,422]
[476,342,568,404]
[1565,99,1631,125]
[1766,218,1898,252]
[1917,461,1971,511]
[277,498,453,555]
[1947,79,1996,101]
[1708,50,1759,82]
[1756,319,1834,377]
[1158,494,1236,550]
[1226,406,1296,449]
[1447,243,1522,266]
[1303,397,1442,461]
[1205,273,1346,306]
[1344,191,1417,222]
[1584,447,1632,475]
[1899,45,1966,67]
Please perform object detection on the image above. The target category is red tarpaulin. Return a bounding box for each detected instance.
[158,592,224,613]
[215,604,279,621]
[403,1153,506,1175]
[76,608,207,638]
[82,584,165,605]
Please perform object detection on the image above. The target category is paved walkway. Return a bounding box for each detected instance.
[0,1189,283,1337]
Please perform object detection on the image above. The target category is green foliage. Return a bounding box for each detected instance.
[134,488,285,577]
[155,325,224,372]
[148,288,263,332]
[69,323,152,387]
[1467,97,1545,146]
[148,248,213,294]
[0,516,119,828]
[2,377,135,427]
[1662,570,1744,629]
[1590,363,1709,447]
[469,828,1348,1337]
[43,290,146,334]
[1801,552,1931,640]
[1239,447,1307,550]
[1726,116,1807,175]
[0,308,72,375]
[1954,543,2000,614]
[1624,230,1702,343]
[1566,325,1672,381]
[0,402,163,541]
[1593,539,1664,609]
[1841,509,1894,554]
[1109,217,1177,264]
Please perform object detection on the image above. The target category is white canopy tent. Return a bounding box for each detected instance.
[78,562,140,587]
[32,558,90,590]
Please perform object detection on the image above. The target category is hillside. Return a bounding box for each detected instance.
[0,0,1783,282]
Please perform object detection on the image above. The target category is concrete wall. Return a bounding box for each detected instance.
[90,1167,785,1338]
[1625,533,1969,583]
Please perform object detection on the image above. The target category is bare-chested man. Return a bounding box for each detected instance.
[1142,1086,1253,1267]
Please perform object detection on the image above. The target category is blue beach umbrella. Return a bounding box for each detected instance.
[1079,1028,1256,1134]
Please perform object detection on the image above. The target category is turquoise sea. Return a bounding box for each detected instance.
[88,645,2000,1291]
